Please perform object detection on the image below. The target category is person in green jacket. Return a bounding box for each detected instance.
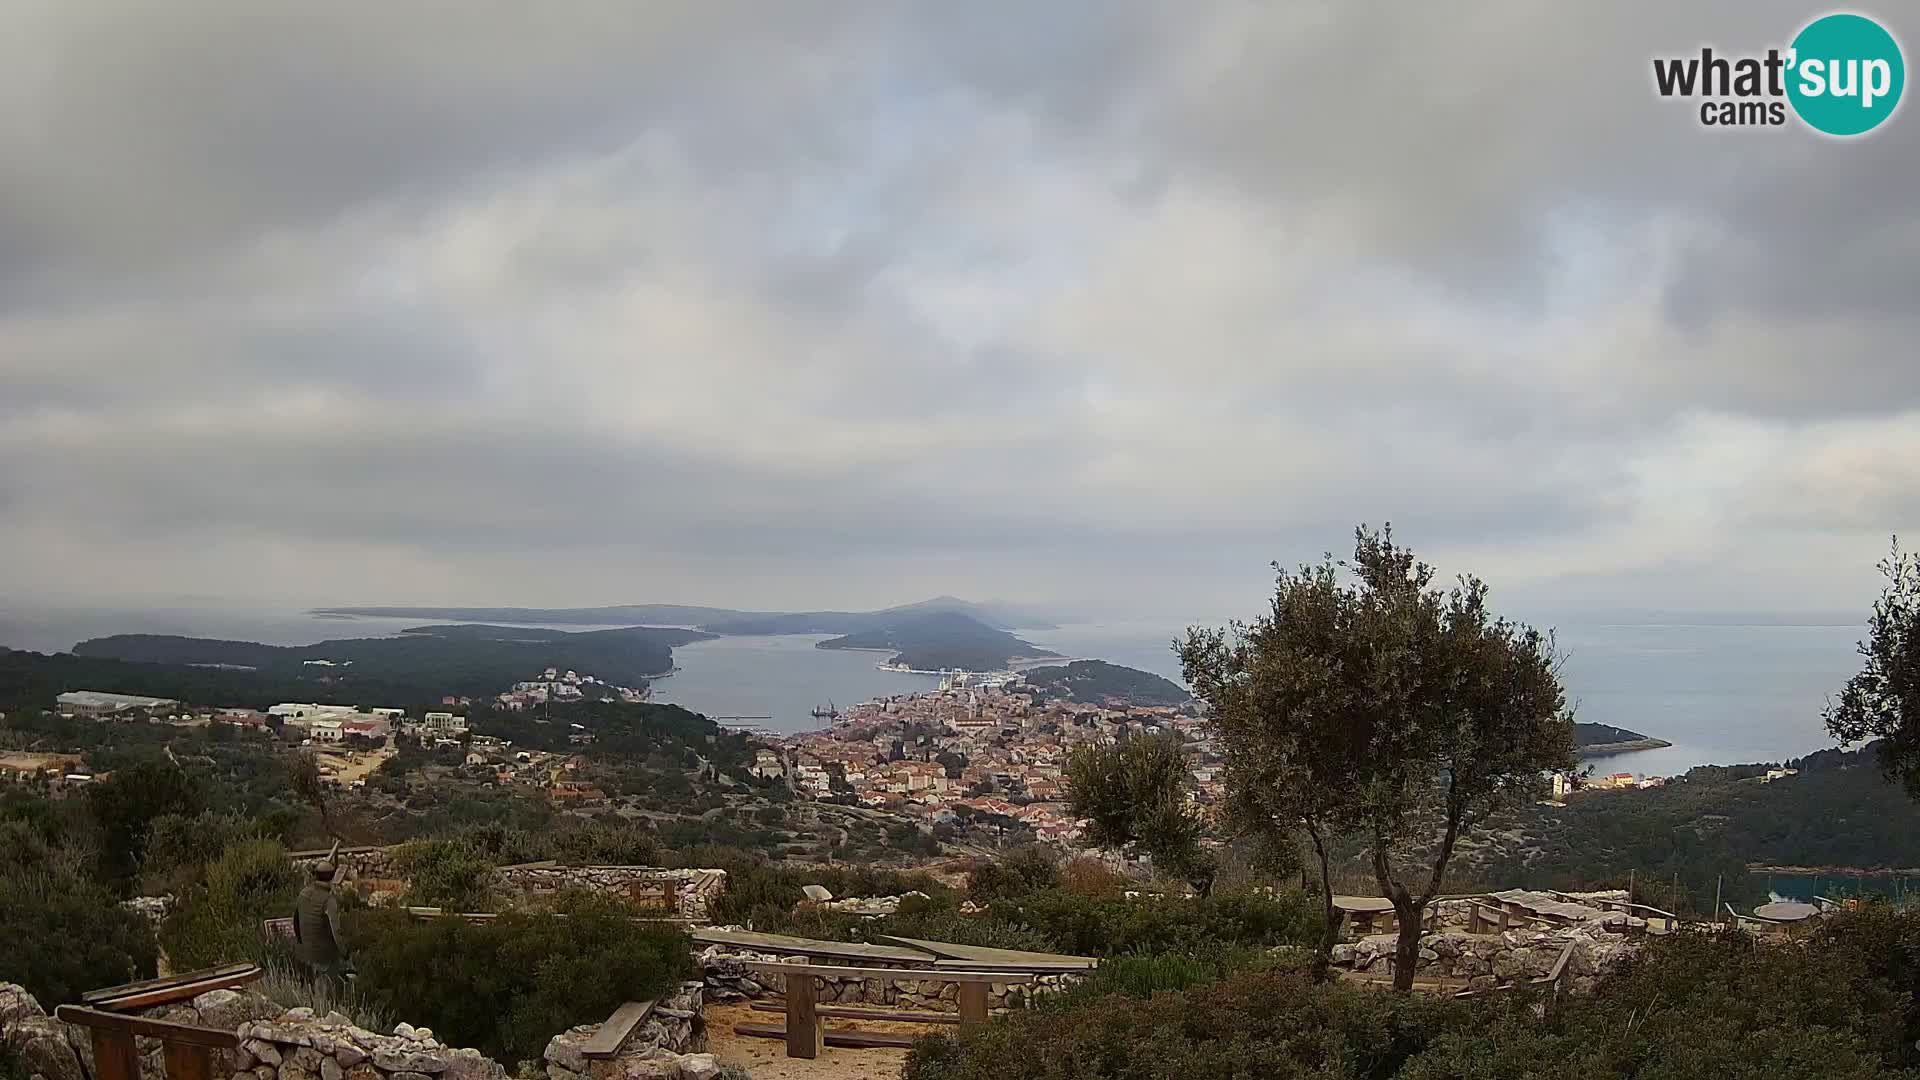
[292,861,348,982]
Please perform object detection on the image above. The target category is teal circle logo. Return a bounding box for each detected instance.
[1787,13,1905,135]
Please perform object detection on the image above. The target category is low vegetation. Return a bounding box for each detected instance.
[345,896,694,1064]
[906,906,1920,1080]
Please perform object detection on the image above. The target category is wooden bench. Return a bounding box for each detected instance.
[738,962,1037,1059]
[58,1006,238,1080]
[579,1000,657,1059]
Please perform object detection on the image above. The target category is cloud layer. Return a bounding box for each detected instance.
[2,1,1915,619]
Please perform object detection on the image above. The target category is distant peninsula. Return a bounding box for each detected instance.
[1574,722,1672,755]
[1017,660,1190,707]
[816,612,1060,673]
[312,595,1059,633]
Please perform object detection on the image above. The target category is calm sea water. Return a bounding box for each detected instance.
[0,603,1868,771]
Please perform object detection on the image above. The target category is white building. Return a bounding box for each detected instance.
[308,719,345,743]
[421,711,468,735]
[57,691,181,719]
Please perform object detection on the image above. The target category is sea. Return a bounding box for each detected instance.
[0,603,1870,776]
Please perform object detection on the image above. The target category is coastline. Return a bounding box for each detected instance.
[1577,737,1675,756]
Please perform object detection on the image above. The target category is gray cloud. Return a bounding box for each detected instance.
[0,1,1915,622]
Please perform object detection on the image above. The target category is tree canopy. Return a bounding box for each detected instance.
[1066,731,1214,896]
[1826,537,1920,797]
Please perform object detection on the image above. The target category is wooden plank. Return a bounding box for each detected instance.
[740,962,1033,984]
[579,1001,656,1059]
[956,982,989,1030]
[750,1002,960,1025]
[163,1040,215,1080]
[83,963,256,1004]
[733,1023,919,1050]
[90,968,263,1012]
[785,969,820,1059]
[692,928,937,965]
[55,1007,240,1049]
[875,936,1097,970]
[86,1028,140,1080]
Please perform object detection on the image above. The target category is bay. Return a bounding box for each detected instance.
[0,602,1873,771]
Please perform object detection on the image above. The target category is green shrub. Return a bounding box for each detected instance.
[395,839,498,910]
[0,868,157,1007]
[965,846,1059,903]
[347,895,693,1062]
[159,838,301,970]
[1044,945,1281,1007]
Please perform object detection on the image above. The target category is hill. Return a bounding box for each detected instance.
[1574,722,1671,754]
[311,596,1058,633]
[1017,660,1190,707]
[816,612,1059,672]
[65,624,710,700]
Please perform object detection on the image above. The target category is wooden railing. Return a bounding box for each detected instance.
[57,1007,238,1080]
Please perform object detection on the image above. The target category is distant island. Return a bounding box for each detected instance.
[67,623,710,700]
[311,595,1060,633]
[1574,721,1672,755]
[816,611,1060,673]
[1017,660,1190,707]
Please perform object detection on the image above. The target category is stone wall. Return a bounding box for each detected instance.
[490,867,727,922]
[1331,927,1637,993]
[540,984,715,1080]
[284,848,726,922]
[697,945,1078,1013]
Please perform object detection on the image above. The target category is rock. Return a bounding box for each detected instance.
[194,990,281,1033]
[322,1058,344,1080]
[248,1023,313,1048]
[289,1046,324,1071]
[394,1023,417,1039]
[244,1040,283,1066]
[544,1036,588,1074]
[391,1071,435,1080]
[6,1015,89,1080]
[800,885,833,902]
[673,1054,721,1080]
[548,1067,586,1080]
[227,1045,257,1072]
[255,1067,278,1080]
[442,1048,502,1080]
[334,1043,368,1068]
[345,1065,382,1080]
[283,1008,317,1023]
[282,1063,317,1080]
[373,1050,448,1074]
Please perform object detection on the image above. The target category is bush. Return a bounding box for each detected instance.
[347,895,694,1062]
[159,838,301,970]
[966,846,1058,903]
[1044,945,1285,1007]
[395,839,498,911]
[0,867,157,1007]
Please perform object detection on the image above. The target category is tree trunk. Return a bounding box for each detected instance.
[1305,821,1339,982]
[1390,896,1425,992]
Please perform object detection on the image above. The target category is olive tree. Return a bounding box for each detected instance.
[1065,731,1215,896]
[1184,525,1574,991]
[1826,538,1920,796]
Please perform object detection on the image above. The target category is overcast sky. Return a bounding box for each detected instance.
[1,2,1915,622]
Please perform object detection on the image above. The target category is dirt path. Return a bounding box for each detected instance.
[705,1002,932,1080]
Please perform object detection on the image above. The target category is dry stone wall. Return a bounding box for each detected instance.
[490,867,726,922]
[1331,927,1637,993]
[697,944,1078,1012]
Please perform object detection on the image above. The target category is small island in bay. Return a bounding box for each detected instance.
[1574,721,1673,755]
[815,611,1060,673]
